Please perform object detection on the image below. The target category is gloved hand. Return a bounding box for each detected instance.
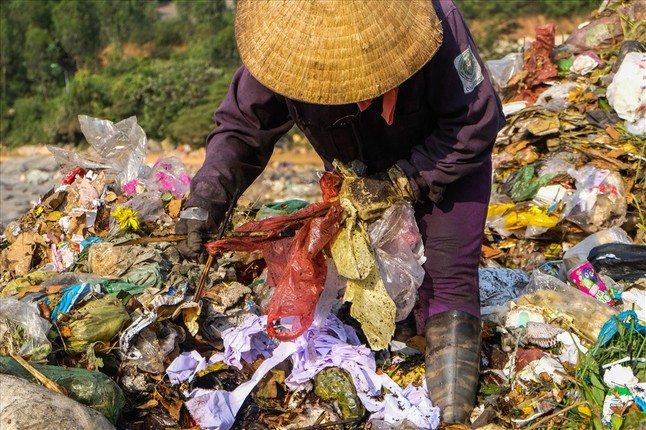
[339,164,415,221]
[175,206,218,260]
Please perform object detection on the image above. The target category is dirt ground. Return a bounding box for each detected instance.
[0,144,324,169]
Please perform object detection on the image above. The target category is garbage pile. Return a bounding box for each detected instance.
[1,2,645,429]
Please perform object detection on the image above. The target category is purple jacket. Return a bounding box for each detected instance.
[188,0,505,223]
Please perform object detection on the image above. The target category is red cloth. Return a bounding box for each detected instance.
[357,86,399,125]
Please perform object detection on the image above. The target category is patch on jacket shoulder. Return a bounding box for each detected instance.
[454,46,484,94]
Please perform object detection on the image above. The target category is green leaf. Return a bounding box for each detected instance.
[621,410,646,429]
[591,387,605,408]
[599,98,612,112]
[590,373,606,391]
[479,384,499,396]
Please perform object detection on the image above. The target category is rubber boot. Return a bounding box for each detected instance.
[425,309,482,424]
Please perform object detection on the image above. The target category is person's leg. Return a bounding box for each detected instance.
[415,159,492,320]
[416,158,492,424]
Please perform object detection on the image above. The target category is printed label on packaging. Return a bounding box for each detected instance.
[568,261,613,305]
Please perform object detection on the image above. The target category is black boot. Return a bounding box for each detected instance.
[425,310,482,424]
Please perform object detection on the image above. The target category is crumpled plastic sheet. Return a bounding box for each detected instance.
[50,282,92,321]
[206,198,343,341]
[119,283,190,360]
[597,310,646,348]
[479,268,530,307]
[141,156,191,198]
[607,52,646,135]
[48,115,147,188]
[369,202,425,322]
[0,298,52,360]
[564,165,627,233]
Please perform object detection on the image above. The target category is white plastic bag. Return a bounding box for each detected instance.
[486,53,523,90]
[606,52,646,135]
[563,165,627,233]
[368,202,426,322]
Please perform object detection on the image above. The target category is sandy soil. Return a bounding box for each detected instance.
[0,144,324,170]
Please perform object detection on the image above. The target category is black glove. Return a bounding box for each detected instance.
[175,207,217,260]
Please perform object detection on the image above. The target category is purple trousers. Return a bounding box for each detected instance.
[413,158,492,331]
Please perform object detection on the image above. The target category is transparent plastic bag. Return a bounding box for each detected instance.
[516,279,618,342]
[0,298,52,360]
[368,202,425,322]
[564,166,627,233]
[520,268,570,295]
[124,322,185,374]
[109,191,167,235]
[486,52,523,90]
[141,157,191,198]
[563,227,632,267]
[48,115,147,188]
[535,82,581,112]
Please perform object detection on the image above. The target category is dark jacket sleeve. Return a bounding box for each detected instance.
[397,0,505,204]
[186,67,295,224]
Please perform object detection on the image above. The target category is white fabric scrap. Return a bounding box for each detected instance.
[371,380,440,429]
[165,350,209,385]
[185,341,299,430]
[210,314,276,370]
[167,312,440,430]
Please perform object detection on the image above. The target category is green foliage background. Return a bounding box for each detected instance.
[1,0,600,148]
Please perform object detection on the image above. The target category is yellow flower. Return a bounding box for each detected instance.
[110,206,140,231]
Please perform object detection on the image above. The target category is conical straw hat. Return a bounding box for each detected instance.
[235,0,443,105]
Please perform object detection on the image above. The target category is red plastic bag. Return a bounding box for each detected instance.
[205,172,343,340]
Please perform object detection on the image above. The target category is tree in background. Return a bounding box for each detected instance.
[51,0,102,71]
[23,27,65,98]
[456,0,601,20]
[95,0,158,56]
[175,0,239,67]
[1,0,603,148]
[1,0,59,105]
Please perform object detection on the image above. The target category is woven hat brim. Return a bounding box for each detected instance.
[235,0,443,105]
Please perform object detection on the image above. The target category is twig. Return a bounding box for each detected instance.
[524,401,585,430]
[9,351,68,396]
[52,320,68,352]
[192,187,241,302]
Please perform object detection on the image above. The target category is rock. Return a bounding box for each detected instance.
[0,155,61,228]
[25,169,53,185]
[0,374,115,430]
